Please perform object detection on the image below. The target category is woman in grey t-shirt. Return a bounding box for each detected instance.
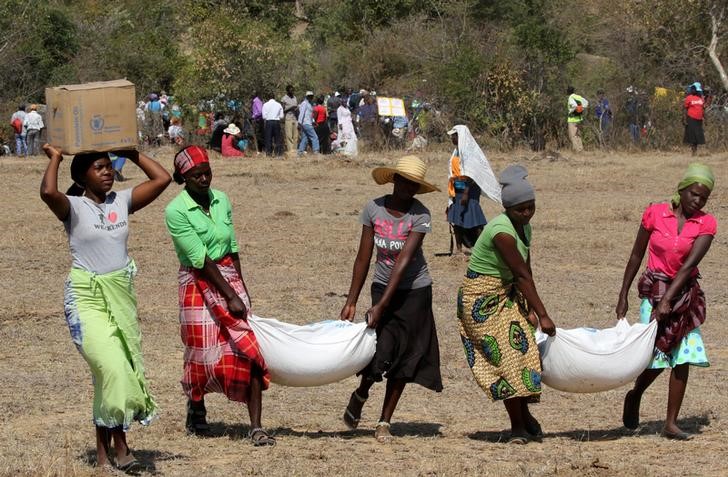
[340,155,443,443]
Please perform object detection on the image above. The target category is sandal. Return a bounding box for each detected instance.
[374,421,394,443]
[248,428,276,447]
[116,451,141,473]
[622,390,640,430]
[662,430,694,441]
[186,399,211,436]
[343,391,367,430]
[507,434,529,445]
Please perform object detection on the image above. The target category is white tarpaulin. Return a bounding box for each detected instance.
[535,319,658,393]
[450,125,501,204]
[376,97,406,117]
[248,316,376,387]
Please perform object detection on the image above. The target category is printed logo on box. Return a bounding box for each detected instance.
[90,115,105,133]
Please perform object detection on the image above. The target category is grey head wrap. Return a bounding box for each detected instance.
[499,165,535,207]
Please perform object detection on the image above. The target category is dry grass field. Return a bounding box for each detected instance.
[1,146,727,476]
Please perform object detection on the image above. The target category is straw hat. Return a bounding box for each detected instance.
[371,155,440,194]
[223,123,240,135]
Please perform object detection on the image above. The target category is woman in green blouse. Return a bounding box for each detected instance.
[457,165,555,444]
[164,145,275,446]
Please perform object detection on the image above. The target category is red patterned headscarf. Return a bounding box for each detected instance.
[174,145,209,175]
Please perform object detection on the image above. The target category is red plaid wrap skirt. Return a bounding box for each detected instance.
[178,256,269,402]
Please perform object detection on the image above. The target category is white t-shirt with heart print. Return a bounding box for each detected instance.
[63,189,133,274]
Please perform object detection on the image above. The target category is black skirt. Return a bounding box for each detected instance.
[359,283,443,392]
[684,117,705,145]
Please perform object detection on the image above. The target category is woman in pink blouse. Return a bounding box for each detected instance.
[616,163,716,440]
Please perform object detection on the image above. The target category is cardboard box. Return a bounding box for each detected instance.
[45,79,137,154]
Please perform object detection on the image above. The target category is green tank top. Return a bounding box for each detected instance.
[468,213,531,282]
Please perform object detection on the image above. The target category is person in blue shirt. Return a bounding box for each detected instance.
[594,89,612,143]
[297,92,320,155]
[145,93,164,145]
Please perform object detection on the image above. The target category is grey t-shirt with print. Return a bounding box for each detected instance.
[63,189,133,274]
[360,196,432,290]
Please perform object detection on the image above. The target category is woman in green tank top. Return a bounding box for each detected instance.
[457,165,556,444]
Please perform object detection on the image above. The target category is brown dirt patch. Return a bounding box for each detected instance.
[1,148,727,476]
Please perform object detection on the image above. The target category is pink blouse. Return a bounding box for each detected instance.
[642,202,717,278]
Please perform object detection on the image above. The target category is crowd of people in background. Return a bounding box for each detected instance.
[185,86,439,159]
[5,80,718,159]
[564,81,713,154]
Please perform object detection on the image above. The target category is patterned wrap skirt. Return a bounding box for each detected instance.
[457,271,542,401]
[178,256,269,402]
[64,260,157,430]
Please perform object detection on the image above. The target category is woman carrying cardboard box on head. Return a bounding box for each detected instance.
[39,143,171,471]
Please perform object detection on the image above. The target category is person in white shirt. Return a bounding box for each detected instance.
[168,117,185,145]
[24,104,44,156]
[262,93,284,156]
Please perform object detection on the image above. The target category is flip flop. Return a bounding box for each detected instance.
[622,390,640,430]
[507,434,529,445]
[662,430,694,441]
[116,452,141,473]
[249,428,276,447]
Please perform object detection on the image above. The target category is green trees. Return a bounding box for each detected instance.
[173,6,312,106]
[0,0,725,149]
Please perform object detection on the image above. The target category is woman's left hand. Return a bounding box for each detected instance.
[653,299,672,321]
[226,295,248,319]
[364,305,383,329]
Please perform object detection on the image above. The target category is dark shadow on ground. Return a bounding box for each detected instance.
[81,448,187,475]
[467,414,710,443]
[202,421,442,440]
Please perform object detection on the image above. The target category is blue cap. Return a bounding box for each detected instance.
[691,82,702,92]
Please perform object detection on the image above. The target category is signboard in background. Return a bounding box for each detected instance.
[376,97,406,117]
[46,79,137,155]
